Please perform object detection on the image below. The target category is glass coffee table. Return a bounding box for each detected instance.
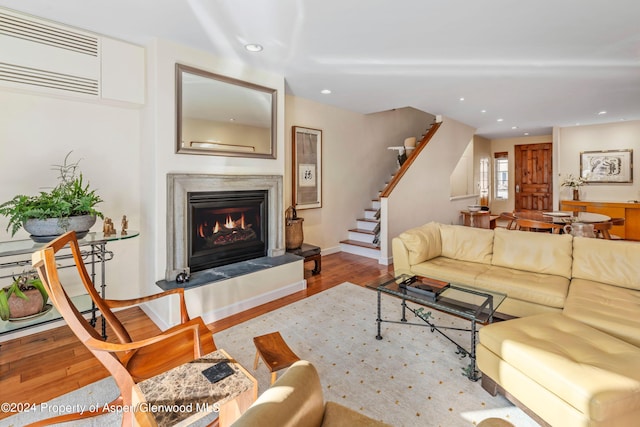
[367,273,506,381]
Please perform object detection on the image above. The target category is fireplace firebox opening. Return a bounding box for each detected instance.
[188,190,268,272]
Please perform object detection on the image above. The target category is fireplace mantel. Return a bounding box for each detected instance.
[166,173,285,281]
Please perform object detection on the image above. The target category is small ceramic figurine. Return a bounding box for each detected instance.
[121,215,128,235]
[103,217,115,236]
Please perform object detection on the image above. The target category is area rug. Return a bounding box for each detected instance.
[4,282,540,427]
[216,282,539,427]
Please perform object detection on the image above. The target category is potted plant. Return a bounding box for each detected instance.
[0,152,103,241]
[0,273,48,320]
[561,174,587,201]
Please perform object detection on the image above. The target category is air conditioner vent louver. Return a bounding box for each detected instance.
[0,11,98,56]
[0,62,99,96]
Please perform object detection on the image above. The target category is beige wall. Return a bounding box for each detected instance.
[384,117,477,262]
[488,121,640,213]
[285,98,434,253]
[557,120,640,203]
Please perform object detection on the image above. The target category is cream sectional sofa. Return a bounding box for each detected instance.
[392,222,640,426]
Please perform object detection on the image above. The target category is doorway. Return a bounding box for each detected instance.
[514,143,553,211]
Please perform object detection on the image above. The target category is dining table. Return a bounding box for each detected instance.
[514,211,611,224]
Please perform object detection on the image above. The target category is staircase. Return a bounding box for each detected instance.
[339,121,441,261]
[339,196,381,259]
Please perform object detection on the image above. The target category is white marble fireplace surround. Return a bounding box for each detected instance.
[165,173,285,282]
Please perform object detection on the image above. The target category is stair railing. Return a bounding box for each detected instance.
[379,121,441,198]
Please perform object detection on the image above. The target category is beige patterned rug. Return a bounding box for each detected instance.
[215,282,539,426]
[4,282,540,427]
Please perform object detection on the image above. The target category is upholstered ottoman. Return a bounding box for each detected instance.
[477,313,640,427]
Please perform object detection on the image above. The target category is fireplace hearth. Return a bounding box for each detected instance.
[165,174,285,281]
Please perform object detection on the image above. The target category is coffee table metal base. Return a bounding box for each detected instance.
[374,288,481,381]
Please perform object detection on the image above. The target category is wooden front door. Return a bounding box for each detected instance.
[514,143,553,211]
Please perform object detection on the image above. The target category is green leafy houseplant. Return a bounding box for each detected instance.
[0,273,48,321]
[0,152,104,237]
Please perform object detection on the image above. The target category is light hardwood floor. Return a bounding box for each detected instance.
[0,252,392,420]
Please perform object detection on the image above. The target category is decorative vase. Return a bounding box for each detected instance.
[573,189,580,201]
[285,206,304,250]
[24,214,97,242]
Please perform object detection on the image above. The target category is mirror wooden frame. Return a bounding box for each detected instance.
[176,63,277,159]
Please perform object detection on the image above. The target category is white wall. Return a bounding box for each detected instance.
[0,89,143,300]
[557,120,640,203]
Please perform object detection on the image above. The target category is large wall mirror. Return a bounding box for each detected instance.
[176,63,277,158]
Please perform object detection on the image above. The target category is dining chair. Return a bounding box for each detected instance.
[498,212,518,230]
[593,221,614,239]
[31,231,217,426]
[515,218,563,234]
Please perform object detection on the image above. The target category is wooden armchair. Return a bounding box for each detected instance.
[31,231,217,426]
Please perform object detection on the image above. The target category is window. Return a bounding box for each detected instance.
[494,152,508,200]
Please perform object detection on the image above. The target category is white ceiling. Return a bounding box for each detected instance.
[1,0,639,139]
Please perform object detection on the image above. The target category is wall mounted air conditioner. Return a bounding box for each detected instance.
[0,8,144,104]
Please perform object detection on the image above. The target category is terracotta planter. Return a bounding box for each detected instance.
[8,288,44,319]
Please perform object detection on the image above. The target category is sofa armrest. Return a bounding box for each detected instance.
[392,237,412,273]
[232,360,325,427]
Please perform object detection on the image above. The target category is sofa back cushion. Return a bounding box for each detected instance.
[439,224,494,264]
[572,237,640,290]
[398,222,442,265]
[492,228,573,279]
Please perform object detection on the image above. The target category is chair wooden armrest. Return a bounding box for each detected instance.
[86,322,204,358]
[104,287,189,323]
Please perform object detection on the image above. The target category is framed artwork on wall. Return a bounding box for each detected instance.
[292,126,322,209]
[580,149,633,183]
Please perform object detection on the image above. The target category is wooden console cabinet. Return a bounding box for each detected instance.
[559,200,640,241]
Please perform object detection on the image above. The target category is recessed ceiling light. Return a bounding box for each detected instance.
[459,97,465,101]
[244,43,263,52]
[511,126,518,130]
[481,110,487,113]
[597,110,607,115]
[320,89,332,94]
[524,132,530,136]
[497,118,504,122]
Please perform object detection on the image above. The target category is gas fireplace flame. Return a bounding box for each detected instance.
[224,214,235,229]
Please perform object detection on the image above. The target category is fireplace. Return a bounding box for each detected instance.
[165,173,285,281]
[188,190,268,272]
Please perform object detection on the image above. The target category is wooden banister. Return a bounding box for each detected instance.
[380,121,441,198]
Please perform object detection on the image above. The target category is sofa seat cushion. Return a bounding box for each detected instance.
[491,228,573,279]
[563,278,640,347]
[572,237,640,290]
[410,256,490,285]
[475,265,569,309]
[479,314,640,422]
